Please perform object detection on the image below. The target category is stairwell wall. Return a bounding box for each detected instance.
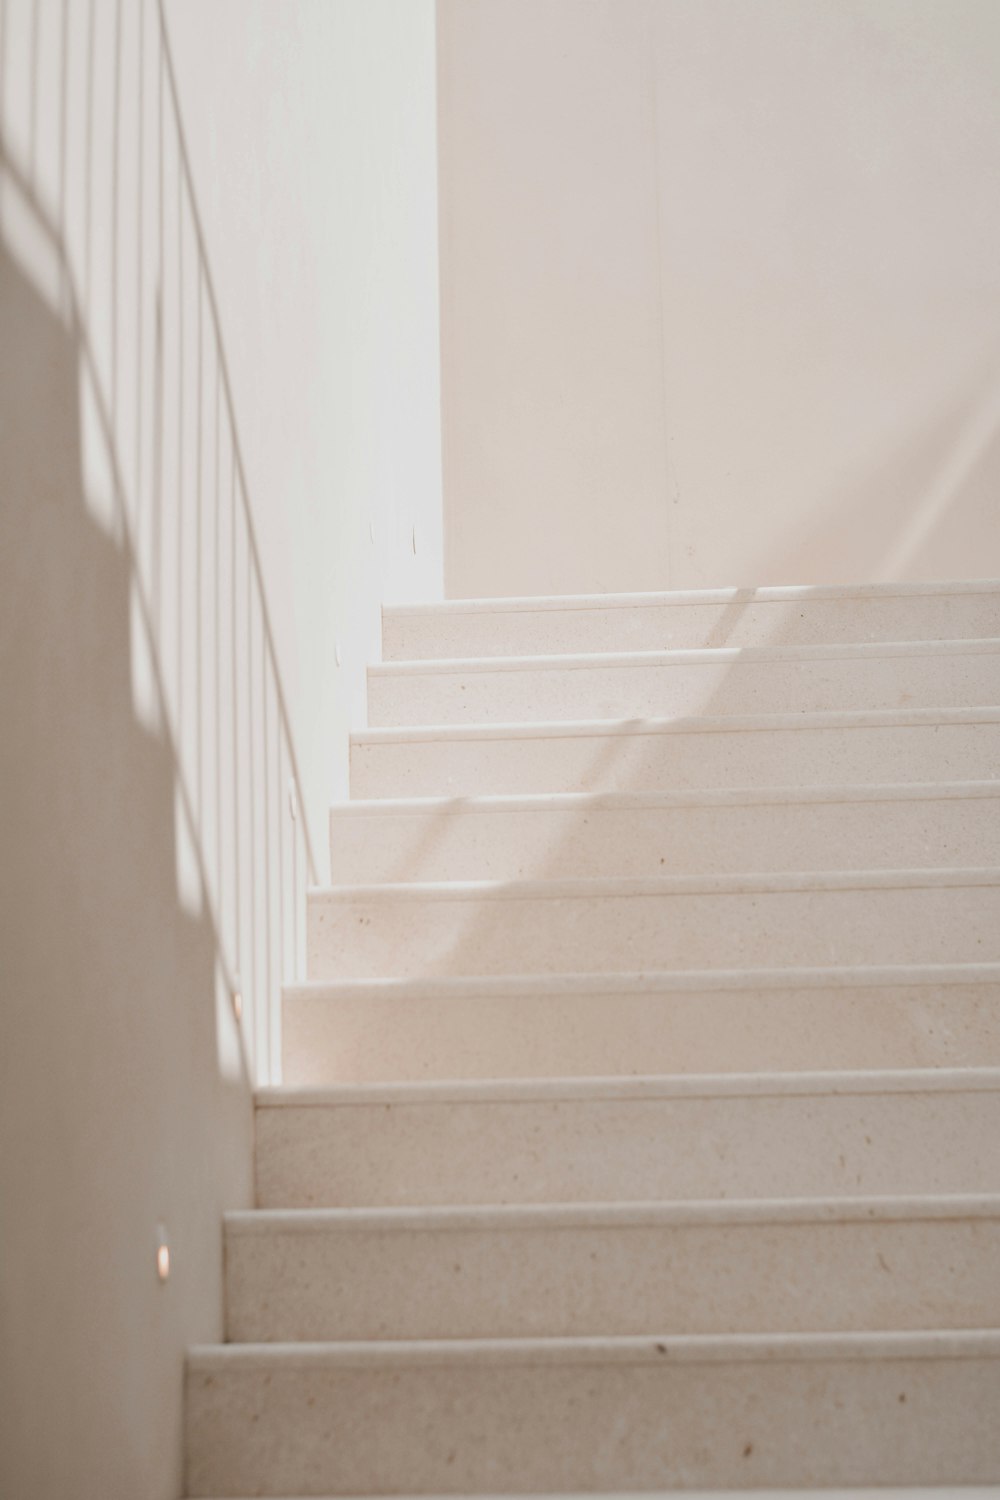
[438,0,1000,597]
[0,2,442,1496]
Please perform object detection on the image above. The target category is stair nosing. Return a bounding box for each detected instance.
[226,1193,1000,1236]
[328,779,1000,819]
[368,636,1000,678]
[281,960,1000,999]
[256,1065,1000,1110]
[187,1327,1000,1370]
[351,704,1000,745]
[382,578,1000,618]
[308,866,1000,902]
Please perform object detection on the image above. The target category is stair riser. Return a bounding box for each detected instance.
[351,717,1000,800]
[307,882,1000,981]
[383,590,1000,660]
[226,1212,1000,1342]
[368,649,1000,727]
[184,1348,1000,1494]
[281,979,1000,1086]
[256,1086,1000,1208]
[329,793,1000,884]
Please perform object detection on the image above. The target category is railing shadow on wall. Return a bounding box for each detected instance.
[0,0,319,1085]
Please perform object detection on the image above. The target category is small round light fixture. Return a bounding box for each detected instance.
[156,1224,170,1282]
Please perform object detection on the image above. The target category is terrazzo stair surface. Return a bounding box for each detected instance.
[225,1195,1000,1342]
[186,1333,1000,1496]
[186,1493,1000,1500]
[185,578,1000,1495]
[328,782,1000,883]
[382,579,1000,659]
[280,967,1000,1084]
[307,870,1000,980]
[367,638,1000,728]
[254,1070,1000,1209]
[350,707,1000,800]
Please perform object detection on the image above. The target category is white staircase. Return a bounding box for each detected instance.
[186,579,1000,1496]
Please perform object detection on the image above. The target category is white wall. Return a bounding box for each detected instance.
[166,0,444,816]
[0,2,442,1496]
[438,0,1000,597]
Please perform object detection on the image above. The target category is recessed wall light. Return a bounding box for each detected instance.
[156,1224,170,1282]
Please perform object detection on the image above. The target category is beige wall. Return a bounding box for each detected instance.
[0,2,441,1495]
[438,0,1000,597]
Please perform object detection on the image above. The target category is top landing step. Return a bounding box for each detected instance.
[382,579,1000,660]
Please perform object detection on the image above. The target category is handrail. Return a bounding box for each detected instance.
[0,0,321,1083]
[156,2,318,891]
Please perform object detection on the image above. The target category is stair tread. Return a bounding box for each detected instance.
[311,865,1000,900]
[353,703,1000,744]
[281,960,1000,1002]
[384,579,1000,617]
[189,1327,1000,1367]
[329,779,1000,816]
[228,1192,1000,1234]
[193,1493,999,1499]
[370,635,1000,676]
[257,1064,1000,1108]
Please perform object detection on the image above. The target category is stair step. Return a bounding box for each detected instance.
[185,1331,1000,1494]
[328,782,1000,884]
[281,964,1000,1086]
[382,579,1000,660]
[255,1068,1000,1209]
[226,1195,1000,1343]
[191,1493,1000,1499]
[367,639,1000,728]
[350,706,1000,800]
[306,869,1000,982]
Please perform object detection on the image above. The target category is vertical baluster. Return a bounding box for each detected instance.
[230,455,241,1008]
[133,0,143,513]
[152,31,163,644]
[262,646,272,1079]
[196,264,203,824]
[246,532,257,1070]
[175,147,183,744]
[214,357,222,926]
[111,0,121,437]
[84,0,94,307]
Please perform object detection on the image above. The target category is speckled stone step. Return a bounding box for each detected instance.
[306,869,1000,983]
[382,580,1000,660]
[224,1194,1000,1343]
[254,1068,1000,1209]
[279,965,1000,1086]
[327,782,1000,884]
[366,639,1000,728]
[185,1331,1000,1495]
[350,707,1000,801]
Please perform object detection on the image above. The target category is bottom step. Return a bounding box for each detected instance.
[186,1332,1000,1495]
